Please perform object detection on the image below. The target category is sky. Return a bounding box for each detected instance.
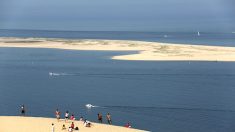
[0,0,235,32]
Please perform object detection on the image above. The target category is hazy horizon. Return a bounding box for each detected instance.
[1,0,235,32]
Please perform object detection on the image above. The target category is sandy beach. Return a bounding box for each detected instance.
[0,116,146,132]
[0,37,235,61]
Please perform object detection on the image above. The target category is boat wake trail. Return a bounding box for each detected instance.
[49,72,235,77]
[49,72,75,76]
[85,104,235,113]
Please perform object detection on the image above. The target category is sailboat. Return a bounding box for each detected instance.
[197,31,200,36]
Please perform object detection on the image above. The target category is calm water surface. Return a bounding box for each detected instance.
[0,29,235,46]
[0,48,235,132]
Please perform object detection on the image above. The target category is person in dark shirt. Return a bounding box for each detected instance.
[21,104,26,116]
[97,113,102,123]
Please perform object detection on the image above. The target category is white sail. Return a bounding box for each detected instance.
[197,31,200,36]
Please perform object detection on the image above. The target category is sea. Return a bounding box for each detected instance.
[0,29,235,132]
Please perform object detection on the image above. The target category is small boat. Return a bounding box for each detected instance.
[49,72,60,76]
[85,104,94,109]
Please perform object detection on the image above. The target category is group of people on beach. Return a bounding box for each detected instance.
[55,109,83,131]
[55,109,88,123]
[97,112,131,128]
[55,109,113,125]
[97,113,112,124]
[56,109,76,123]
[54,108,97,131]
[20,105,131,131]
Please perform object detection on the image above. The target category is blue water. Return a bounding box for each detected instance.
[1,30,235,131]
[0,29,235,46]
[0,47,235,132]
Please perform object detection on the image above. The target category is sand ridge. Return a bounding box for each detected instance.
[0,116,146,132]
[1,37,235,61]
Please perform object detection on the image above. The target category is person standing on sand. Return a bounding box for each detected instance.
[97,113,102,123]
[55,109,61,122]
[51,123,55,132]
[106,113,112,124]
[20,104,26,116]
[65,111,69,122]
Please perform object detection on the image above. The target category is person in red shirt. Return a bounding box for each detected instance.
[125,122,131,128]
[71,122,75,129]
[55,109,61,122]
[70,114,75,120]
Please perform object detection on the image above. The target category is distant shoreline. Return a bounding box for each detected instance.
[0,116,146,132]
[1,29,235,47]
[1,37,235,61]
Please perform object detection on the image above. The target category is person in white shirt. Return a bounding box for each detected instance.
[68,127,73,132]
[51,123,55,132]
[65,111,69,122]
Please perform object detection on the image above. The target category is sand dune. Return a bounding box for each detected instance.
[1,37,235,61]
[0,116,146,132]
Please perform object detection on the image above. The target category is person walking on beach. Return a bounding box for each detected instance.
[65,111,69,122]
[55,109,61,122]
[97,113,102,123]
[20,104,26,116]
[106,113,112,124]
[51,123,55,132]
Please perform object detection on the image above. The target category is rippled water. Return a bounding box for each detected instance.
[0,47,235,131]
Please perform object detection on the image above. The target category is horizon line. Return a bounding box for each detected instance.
[0,28,233,34]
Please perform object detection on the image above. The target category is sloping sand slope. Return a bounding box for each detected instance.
[0,116,146,132]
